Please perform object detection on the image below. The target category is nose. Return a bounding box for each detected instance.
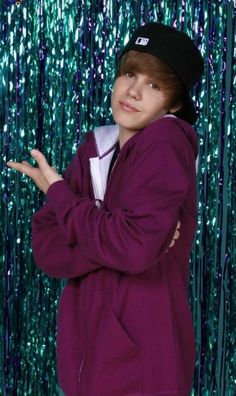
[126,79,142,100]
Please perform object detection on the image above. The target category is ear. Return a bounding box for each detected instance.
[169,103,183,114]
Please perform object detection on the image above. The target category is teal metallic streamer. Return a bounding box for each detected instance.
[0,0,235,394]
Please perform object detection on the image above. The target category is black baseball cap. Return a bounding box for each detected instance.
[119,22,204,124]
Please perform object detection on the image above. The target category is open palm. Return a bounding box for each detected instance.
[7,149,63,194]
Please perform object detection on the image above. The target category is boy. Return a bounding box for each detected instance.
[7,22,204,396]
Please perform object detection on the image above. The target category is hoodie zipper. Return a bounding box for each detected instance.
[78,348,86,394]
[78,325,88,391]
[104,148,126,202]
[78,356,84,384]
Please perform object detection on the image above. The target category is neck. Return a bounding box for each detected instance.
[118,126,138,149]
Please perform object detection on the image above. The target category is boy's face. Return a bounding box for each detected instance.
[111,71,169,134]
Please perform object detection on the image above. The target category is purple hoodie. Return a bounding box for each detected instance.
[32,116,198,396]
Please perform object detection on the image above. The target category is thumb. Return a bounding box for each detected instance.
[31,149,51,173]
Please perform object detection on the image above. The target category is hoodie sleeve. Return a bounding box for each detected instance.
[31,135,104,279]
[32,203,103,279]
[43,120,197,276]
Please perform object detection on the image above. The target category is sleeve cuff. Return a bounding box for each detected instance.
[47,180,77,206]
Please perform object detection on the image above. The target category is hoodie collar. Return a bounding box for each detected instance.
[93,124,119,158]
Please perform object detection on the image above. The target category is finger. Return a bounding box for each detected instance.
[173,229,180,240]
[22,161,34,168]
[169,240,175,248]
[7,161,35,177]
[176,221,181,229]
[31,149,51,173]
[8,160,33,167]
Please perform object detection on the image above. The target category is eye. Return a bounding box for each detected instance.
[148,82,160,90]
[125,71,135,78]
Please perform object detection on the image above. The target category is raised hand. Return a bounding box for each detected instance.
[7,149,63,194]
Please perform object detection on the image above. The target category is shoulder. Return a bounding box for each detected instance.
[145,116,196,140]
[139,116,198,158]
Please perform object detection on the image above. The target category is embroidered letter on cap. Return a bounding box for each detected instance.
[135,37,149,46]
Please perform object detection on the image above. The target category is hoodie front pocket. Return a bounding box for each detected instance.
[83,290,144,396]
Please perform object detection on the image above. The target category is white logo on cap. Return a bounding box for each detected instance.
[135,37,149,46]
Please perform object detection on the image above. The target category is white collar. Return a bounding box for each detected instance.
[93,124,119,158]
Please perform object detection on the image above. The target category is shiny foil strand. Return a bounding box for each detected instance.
[0,0,235,394]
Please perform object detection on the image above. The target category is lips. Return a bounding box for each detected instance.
[119,101,139,112]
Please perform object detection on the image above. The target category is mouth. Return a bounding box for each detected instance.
[119,101,139,112]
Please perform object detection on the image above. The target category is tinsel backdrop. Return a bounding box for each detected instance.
[0,0,235,395]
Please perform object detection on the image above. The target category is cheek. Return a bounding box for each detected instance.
[111,83,123,112]
[111,90,120,119]
[146,94,168,114]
